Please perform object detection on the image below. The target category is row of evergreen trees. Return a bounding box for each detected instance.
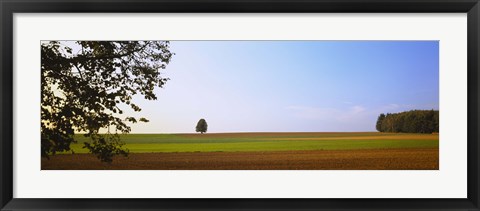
[376,110,439,133]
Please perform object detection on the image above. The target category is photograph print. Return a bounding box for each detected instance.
[41,40,439,170]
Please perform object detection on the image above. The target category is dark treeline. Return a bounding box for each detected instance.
[376,110,439,133]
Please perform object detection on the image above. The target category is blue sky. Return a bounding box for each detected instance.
[127,41,439,133]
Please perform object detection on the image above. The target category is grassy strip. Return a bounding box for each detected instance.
[64,138,438,154]
[72,132,438,143]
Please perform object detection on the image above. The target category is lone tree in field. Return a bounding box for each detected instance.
[196,119,208,134]
[41,41,174,162]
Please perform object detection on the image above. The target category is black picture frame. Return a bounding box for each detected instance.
[1,0,479,210]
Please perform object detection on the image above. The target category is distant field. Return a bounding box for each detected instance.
[65,132,438,153]
[44,132,439,170]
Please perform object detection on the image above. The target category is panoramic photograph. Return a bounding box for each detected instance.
[41,40,439,170]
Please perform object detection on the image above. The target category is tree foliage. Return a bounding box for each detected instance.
[375,110,439,133]
[41,41,174,162]
[83,133,128,163]
[196,119,208,134]
[376,113,385,132]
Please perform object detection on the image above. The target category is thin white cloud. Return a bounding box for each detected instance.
[286,105,368,122]
[284,105,374,131]
[377,103,437,113]
[351,105,366,114]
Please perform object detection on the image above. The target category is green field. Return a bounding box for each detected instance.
[64,132,439,154]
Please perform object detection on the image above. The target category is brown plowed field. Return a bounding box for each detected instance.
[42,148,438,170]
